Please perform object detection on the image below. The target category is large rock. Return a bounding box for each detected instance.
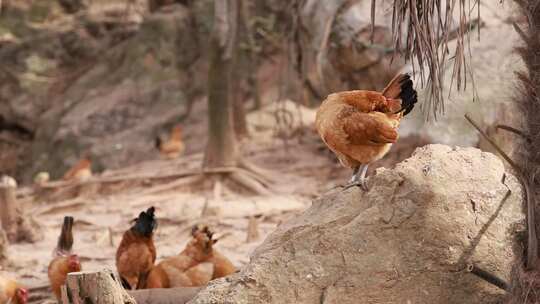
[189,145,524,304]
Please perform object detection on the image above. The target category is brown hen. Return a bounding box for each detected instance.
[0,276,28,304]
[48,216,82,300]
[116,207,157,290]
[315,73,417,190]
[145,225,235,288]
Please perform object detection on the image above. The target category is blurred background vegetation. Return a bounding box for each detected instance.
[0,0,520,183]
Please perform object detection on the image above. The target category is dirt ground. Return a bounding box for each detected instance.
[1,113,355,303]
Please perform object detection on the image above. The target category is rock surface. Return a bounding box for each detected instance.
[189,145,524,304]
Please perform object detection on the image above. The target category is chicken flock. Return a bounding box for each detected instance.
[115,207,235,290]
[3,73,418,303]
[2,208,236,303]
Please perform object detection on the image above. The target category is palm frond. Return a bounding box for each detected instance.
[383,0,480,119]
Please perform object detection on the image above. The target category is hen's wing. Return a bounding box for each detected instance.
[184,262,214,286]
[336,90,389,113]
[340,110,398,145]
[116,243,154,289]
[209,252,236,279]
[145,264,170,289]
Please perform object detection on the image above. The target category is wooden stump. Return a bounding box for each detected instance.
[63,270,136,304]
[0,229,8,263]
[0,175,42,243]
[62,269,202,304]
[0,176,19,241]
[246,216,260,243]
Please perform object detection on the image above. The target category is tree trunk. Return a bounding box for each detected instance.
[509,0,540,302]
[0,229,7,263]
[231,0,257,138]
[245,215,259,243]
[232,81,249,139]
[203,0,239,169]
[0,176,42,243]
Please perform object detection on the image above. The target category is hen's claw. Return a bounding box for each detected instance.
[340,164,369,191]
[341,179,369,191]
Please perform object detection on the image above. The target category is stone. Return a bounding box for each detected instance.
[189,145,524,304]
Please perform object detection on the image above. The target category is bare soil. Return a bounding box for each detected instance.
[3,120,353,303]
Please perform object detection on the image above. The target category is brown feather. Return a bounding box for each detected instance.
[62,158,92,181]
[48,255,81,299]
[340,110,398,145]
[315,73,418,169]
[116,229,156,290]
[145,263,171,288]
[55,216,74,255]
[145,226,235,289]
[382,73,409,99]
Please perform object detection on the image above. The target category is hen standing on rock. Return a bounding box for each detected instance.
[116,207,157,290]
[315,73,417,190]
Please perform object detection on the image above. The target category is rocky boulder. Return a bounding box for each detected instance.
[189,144,524,304]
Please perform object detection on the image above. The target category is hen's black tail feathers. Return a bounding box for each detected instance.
[57,216,74,253]
[396,74,417,116]
[131,206,157,237]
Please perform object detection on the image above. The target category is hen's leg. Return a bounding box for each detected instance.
[348,166,360,183]
[356,164,369,191]
[342,164,369,191]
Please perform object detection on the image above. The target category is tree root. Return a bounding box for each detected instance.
[229,170,272,196]
[238,159,273,180]
[238,159,277,184]
[202,161,274,196]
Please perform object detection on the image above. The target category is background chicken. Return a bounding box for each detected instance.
[0,275,28,304]
[62,156,92,181]
[145,225,235,288]
[155,125,185,159]
[116,206,157,290]
[315,73,417,190]
[48,216,82,300]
